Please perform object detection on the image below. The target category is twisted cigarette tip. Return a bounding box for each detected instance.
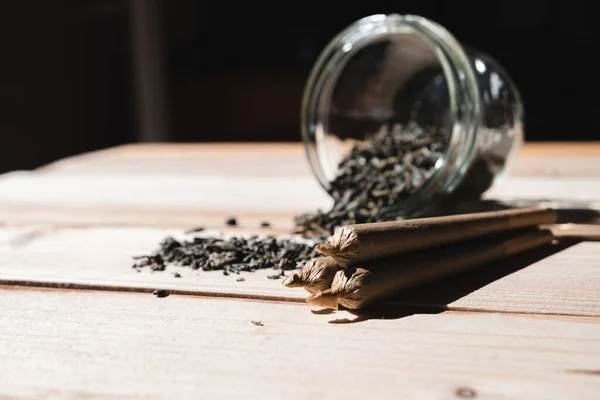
[306,289,340,310]
[281,272,303,288]
[309,267,371,310]
[282,257,344,295]
[316,226,358,266]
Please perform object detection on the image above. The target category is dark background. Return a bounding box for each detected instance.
[1,0,598,174]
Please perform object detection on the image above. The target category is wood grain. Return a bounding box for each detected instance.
[1,287,599,400]
[1,176,599,229]
[0,226,309,301]
[0,226,598,316]
[519,142,600,156]
[447,241,600,315]
[35,142,600,178]
[37,143,308,176]
[0,171,330,229]
[0,142,599,399]
[486,177,600,203]
[547,224,600,241]
[2,145,600,229]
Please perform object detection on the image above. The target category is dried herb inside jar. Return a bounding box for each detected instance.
[294,122,449,236]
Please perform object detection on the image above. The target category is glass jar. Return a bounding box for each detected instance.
[301,14,523,218]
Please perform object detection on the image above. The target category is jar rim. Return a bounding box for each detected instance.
[300,14,482,216]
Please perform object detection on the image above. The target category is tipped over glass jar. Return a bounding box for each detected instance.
[299,14,523,230]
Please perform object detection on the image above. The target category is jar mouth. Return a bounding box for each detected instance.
[301,14,481,216]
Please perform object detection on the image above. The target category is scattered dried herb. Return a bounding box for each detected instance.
[294,122,449,236]
[185,226,205,234]
[260,221,271,228]
[133,235,320,277]
[152,288,168,298]
[251,321,264,326]
[267,270,285,280]
[133,254,166,271]
[455,387,477,398]
[236,277,245,282]
[173,272,181,278]
[225,217,237,226]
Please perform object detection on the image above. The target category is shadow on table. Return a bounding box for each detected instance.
[317,238,579,324]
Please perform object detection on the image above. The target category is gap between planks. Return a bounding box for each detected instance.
[2,282,598,320]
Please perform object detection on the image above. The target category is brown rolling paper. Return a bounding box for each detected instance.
[308,228,554,310]
[317,207,557,266]
[282,257,344,295]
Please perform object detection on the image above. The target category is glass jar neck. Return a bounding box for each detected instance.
[301,14,482,216]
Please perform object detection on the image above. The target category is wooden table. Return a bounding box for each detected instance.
[1,142,599,399]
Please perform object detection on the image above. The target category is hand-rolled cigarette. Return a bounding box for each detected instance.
[317,207,557,266]
[308,228,554,310]
[282,257,344,295]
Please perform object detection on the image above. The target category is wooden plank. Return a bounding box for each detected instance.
[37,141,600,172]
[0,226,599,316]
[35,142,600,177]
[37,143,308,176]
[0,170,331,229]
[0,178,599,228]
[4,174,600,209]
[404,241,600,316]
[0,143,322,228]
[0,226,310,301]
[486,177,600,203]
[38,142,600,176]
[1,174,600,229]
[0,173,329,212]
[519,142,600,156]
[509,157,600,178]
[0,143,599,230]
[1,287,599,399]
[0,204,301,231]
